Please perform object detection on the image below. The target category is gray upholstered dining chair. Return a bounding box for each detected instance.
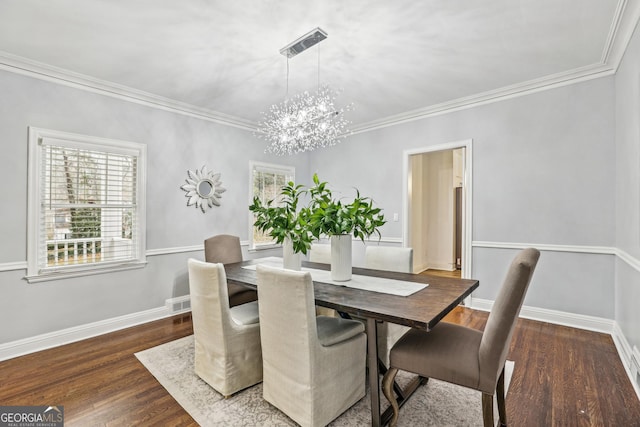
[382,248,540,427]
[308,243,332,264]
[364,245,414,366]
[187,259,262,397]
[204,234,258,307]
[256,264,366,427]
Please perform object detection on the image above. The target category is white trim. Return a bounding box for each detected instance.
[24,262,147,284]
[146,245,204,256]
[248,161,296,250]
[0,306,173,362]
[347,0,640,136]
[603,0,640,67]
[403,139,473,281]
[615,248,640,273]
[347,65,615,135]
[612,322,640,401]
[472,241,616,255]
[0,261,27,272]
[3,241,637,271]
[26,127,147,282]
[0,52,256,131]
[1,1,638,139]
[470,298,615,334]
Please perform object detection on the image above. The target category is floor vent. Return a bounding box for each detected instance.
[165,295,191,314]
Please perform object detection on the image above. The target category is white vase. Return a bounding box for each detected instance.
[330,234,352,281]
[282,237,301,271]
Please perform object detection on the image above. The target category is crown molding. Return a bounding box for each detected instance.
[348,0,640,135]
[0,51,257,132]
[347,63,616,135]
[0,0,638,136]
[602,0,640,66]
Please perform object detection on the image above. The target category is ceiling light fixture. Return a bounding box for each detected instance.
[256,27,351,156]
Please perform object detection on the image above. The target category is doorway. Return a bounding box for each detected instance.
[402,140,472,278]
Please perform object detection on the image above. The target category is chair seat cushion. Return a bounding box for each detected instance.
[230,300,260,325]
[390,322,483,390]
[228,282,258,307]
[316,315,365,347]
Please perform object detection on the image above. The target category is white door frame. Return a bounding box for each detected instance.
[402,139,473,279]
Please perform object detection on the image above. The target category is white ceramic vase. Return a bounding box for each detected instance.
[282,236,301,271]
[330,234,352,281]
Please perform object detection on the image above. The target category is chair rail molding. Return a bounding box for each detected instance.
[472,240,616,255]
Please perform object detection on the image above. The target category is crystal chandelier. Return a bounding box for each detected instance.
[256,28,351,156]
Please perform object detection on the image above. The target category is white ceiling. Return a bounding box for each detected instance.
[0,0,636,131]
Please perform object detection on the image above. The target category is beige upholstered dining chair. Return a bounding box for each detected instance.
[308,243,332,264]
[365,246,413,273]
[382,248,540,427]
[204,234,258,307]
[308,243,337,316]
[364,246,414,366]
[187,259,262,397]
[256,264,366,427]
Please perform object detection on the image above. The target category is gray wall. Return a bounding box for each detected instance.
[615,22,640,354]
[310,76,617,318]
[0,37,635,349]
[0,69,309,343]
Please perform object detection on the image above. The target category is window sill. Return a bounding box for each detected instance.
[24,261,147,283]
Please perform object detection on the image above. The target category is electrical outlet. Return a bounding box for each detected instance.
[393,213,399,222]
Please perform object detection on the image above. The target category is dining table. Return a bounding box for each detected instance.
[224,257,479,426]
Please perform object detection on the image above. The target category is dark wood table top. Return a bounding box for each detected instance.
[225,259,479,331]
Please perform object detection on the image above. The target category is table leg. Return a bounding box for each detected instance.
[367,318,381,427]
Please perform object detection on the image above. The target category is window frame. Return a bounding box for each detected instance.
[26,127,147,283]
[248,161,295,251]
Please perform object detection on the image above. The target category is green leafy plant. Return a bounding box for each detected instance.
[249,182,314,254]
[307,173,386,241]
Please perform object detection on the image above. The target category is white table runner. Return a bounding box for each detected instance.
[242,257,427,297]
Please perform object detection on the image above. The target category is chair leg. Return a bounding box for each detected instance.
[382,367,400,427]
[496,367,507,426]
[481,393,494,427]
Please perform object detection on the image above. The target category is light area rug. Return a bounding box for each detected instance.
[135,335,513,427]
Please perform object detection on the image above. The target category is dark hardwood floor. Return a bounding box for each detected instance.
[1,308,639,426]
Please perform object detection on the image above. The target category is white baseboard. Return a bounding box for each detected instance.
[612,322,640,401]
[0,306,174,362]
[470,297,615,333]
[472,297,639,402]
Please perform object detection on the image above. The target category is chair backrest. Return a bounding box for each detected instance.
[256,265,317,381]
[478,248,540,391]
[308,243,332,264]
[365,246,413,273]
[204,234,242,264]
[187,259,233,352]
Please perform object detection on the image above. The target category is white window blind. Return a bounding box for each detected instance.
[27,128,146,281]
[249,162,295,249]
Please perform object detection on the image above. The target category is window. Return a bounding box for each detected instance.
[27,127,146,282]
[249,161,295,250]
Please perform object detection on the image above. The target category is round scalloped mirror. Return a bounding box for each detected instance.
[180,166,226,213]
